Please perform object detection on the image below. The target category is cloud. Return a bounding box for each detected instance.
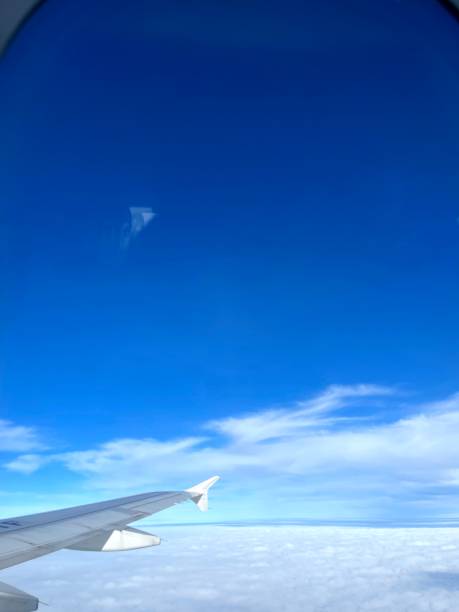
[0,420,43,453]
[7,384,459,516]
[5,453,49,474]
[60,437,205,478]
[208,384,394,443]
[4,524,459,611]
[6,384,395,482]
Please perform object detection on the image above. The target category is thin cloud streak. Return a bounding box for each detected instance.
[0,420,43,453]
[209,384,394,443]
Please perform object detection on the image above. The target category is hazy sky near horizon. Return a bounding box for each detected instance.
[0,0,459,521]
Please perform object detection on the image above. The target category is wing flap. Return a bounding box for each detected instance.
[0,581,38,612]
[11,522,91,546]
[67,527,160,552]
[0,536,34,556]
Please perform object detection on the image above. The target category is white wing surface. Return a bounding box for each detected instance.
[0,476,219,611]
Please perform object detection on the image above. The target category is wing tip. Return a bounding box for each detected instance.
[186,476,220,512]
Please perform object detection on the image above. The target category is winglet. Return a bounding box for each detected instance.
[186,476,220,512]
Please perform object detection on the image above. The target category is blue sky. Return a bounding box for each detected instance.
[0,0,459,521]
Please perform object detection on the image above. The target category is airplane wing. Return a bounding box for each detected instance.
[0,476,219,611]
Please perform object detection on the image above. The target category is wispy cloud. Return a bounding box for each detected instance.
[7,385,459,516]
[209,384,393,443]
[5,453,49,474]
[0,420,43,453]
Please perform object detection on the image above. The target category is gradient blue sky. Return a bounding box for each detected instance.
[0,0,459,521]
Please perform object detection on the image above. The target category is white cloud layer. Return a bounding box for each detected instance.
[3,525,459,611]
[7,385,459,516]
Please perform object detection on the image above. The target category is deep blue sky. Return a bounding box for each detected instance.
[0,0,459,516]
